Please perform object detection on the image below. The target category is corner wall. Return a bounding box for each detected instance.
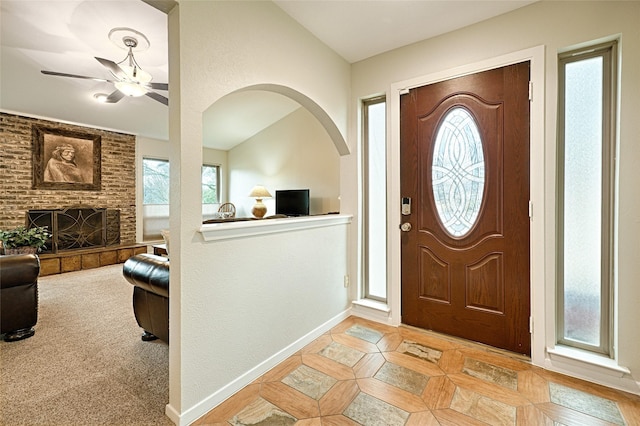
[0,112,136,243]
[168,2,351,422]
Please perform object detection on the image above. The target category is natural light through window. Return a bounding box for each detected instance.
[142,158,170,241]
[363,97,387,301]
[202,164,220,204]
[558,41,616,355]
[142,159,220,241]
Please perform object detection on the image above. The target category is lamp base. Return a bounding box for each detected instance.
[252,199,267,218]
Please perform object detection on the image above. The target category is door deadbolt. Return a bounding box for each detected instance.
[400,222,412,232]
[401,197,411,215]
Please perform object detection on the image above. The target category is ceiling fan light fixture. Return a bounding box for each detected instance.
[114,64,152,97]
[93,93,109,102]
[119,64,152,84]
[112,65,149,97]
[41,28,167,105]
[110,34,153,98]
[114,81,148,97]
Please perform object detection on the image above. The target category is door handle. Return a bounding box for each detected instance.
[400,222,412,232]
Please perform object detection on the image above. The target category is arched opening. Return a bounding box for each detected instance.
[202,85,347,218]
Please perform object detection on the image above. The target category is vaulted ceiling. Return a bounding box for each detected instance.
[0,0,535,148]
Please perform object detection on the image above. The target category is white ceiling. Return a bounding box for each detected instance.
[0,0,169,140]
[0,0,535,149]
[274,0,535,64]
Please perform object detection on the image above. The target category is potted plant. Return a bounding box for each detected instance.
[0,225,51,255]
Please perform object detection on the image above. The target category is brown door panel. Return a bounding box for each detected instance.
[401,62,531,355]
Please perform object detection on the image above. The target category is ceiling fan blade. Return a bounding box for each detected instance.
[145,91,168,106]
[95,57,128,80]
[41,70,112,83]
[105,90,125,103]
[147,82,168,91]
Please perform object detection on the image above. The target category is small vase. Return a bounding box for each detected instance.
[4,246,38,255]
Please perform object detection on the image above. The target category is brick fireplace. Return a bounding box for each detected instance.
[1,113,136,242]
[1,113,146,274]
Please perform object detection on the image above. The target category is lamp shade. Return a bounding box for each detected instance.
[249,185,272,199]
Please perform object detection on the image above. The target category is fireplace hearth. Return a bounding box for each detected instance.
[27,206,120,253]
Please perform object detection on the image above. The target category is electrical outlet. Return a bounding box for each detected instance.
[344,275,349,288]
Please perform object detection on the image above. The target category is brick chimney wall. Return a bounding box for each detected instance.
[0,112,137,244]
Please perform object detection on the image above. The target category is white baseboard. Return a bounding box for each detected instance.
[172,308,352,426]
[165,404,180,425]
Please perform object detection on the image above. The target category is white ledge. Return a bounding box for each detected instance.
[352,298,391,313]
[351,299,394,325]
[198,214,352,242]
[547,345,631,378]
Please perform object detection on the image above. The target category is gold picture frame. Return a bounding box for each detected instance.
[32,125,101,191]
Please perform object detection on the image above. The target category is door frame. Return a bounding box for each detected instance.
[387,46,545,365]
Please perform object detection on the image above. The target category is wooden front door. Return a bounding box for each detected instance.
[400,62,531,355]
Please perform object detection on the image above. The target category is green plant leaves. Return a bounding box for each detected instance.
[0,226,51,250]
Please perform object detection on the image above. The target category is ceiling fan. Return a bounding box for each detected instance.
[41,28,168,106]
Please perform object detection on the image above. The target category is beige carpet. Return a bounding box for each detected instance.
[0,264,172,426]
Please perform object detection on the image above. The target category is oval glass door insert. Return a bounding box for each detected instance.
[432,107,485,237]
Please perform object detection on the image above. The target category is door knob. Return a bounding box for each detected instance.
[400,222,412,232]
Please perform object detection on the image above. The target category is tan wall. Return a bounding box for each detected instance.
[228,107,341,217]
[0,112,137,244]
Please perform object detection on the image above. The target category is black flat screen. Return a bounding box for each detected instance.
[275,189,309,216]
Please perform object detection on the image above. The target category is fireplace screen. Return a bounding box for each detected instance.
[28,207,120,253]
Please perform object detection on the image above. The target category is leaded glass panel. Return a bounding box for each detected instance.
[432,107,485,237]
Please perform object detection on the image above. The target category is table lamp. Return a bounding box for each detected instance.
[249,185,272,218]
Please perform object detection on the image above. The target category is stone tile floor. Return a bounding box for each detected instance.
[194,316,640,425]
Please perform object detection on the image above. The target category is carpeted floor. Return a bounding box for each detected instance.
[0,264,172,426]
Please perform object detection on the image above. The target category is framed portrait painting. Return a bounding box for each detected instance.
[32,125,101,191]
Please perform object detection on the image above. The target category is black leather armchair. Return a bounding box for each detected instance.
[1,254,40,342]
[122,253,169,343]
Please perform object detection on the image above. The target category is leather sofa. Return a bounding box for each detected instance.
[0,254,40,342]
[122,253,169,343]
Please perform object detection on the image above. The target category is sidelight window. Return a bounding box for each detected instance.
[363,96,387,302]
[557,41,617,355]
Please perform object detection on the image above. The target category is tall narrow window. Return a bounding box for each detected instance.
[202,164,220,220]
[142,158,170,241]
[202,164,220,204]
[363,96,387,301]
[558,41,616,355]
